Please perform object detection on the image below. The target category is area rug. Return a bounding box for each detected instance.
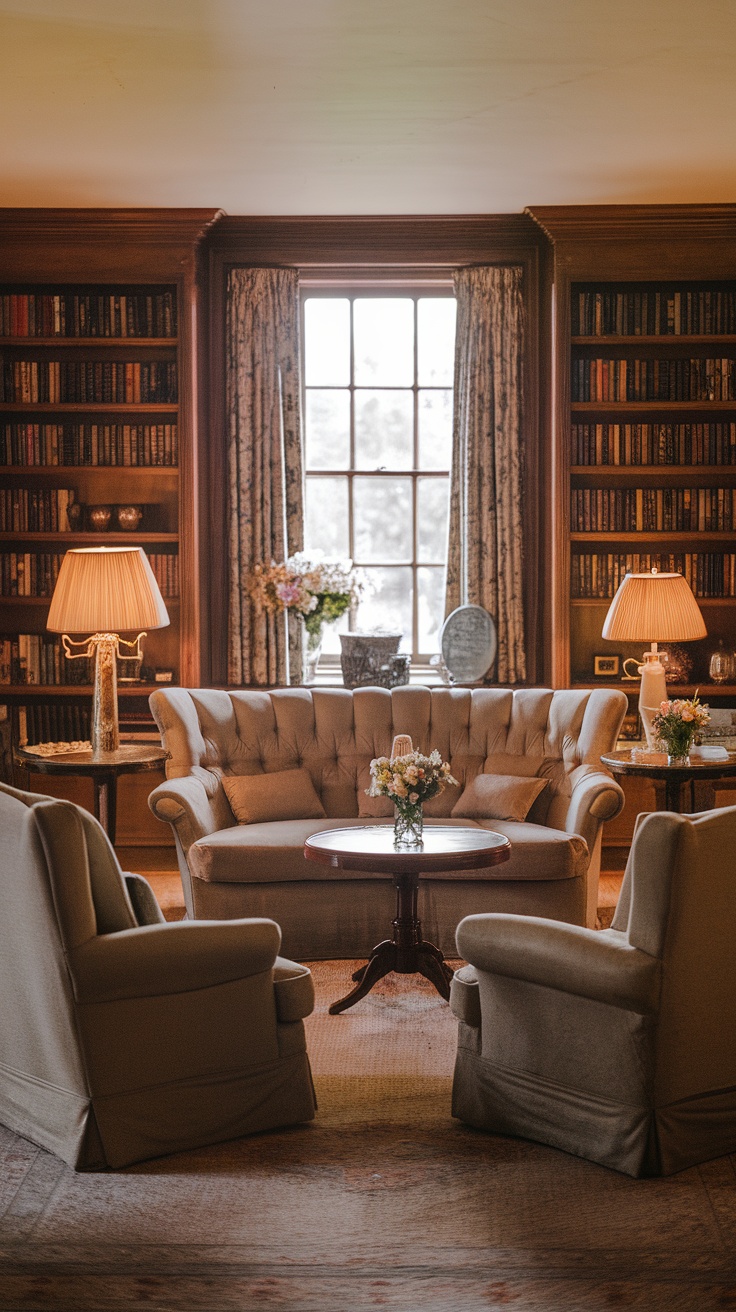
[1,963,736,1311]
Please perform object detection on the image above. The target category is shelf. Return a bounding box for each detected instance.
[0,684,166,698]
[572,335,736,347]
[572,681,736,697]
[0,465,178,479]
[0,403,178,414]
[0,532,178,545]
[571,466,736,486]
[571,402,736,414]
[570,531,736,544]
[0,337,177,348]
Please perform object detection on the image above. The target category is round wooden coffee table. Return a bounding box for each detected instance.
[304,825,511,1014]
[15,744,168,844]
[601,748,736,814]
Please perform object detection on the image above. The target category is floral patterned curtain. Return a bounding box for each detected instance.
[445,265,526,684]
[227,267,303,686]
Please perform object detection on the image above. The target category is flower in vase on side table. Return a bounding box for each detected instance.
[652,693,711,765]
[247,553,365,682]
[367,743,458,849]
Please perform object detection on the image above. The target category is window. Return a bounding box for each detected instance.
[302,292,456,663]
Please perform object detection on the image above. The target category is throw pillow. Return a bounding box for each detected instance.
[222,768,326,825]
[451,773,549,822]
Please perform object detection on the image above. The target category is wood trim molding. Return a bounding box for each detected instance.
[527,204,736,244]
[0,208,224,250]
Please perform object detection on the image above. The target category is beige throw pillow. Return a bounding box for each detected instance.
[222,768,326,825]
[451,773,549,822]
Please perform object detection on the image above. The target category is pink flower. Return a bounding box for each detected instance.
[275,581,302,605]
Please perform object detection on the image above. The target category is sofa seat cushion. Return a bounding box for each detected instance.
[188,817,587,887]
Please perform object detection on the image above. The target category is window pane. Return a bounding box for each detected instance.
[305,390,350,469]
[353,477,412,562]
[417,567,446,654]
[304,476,349,557]
[416,478,449,562]
[356,567,413,653]
[354,390,413,470]
[354,298,414,386]
[418,298,456,386]
[418,389,453,469]
[304,299,350,385]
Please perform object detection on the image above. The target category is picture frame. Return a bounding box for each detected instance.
[593,655,620,677]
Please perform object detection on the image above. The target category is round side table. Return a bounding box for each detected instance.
[304,824,511,1014]
[15,744,168,845]
[601,748,736,814]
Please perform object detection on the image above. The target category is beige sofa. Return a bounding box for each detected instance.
[148,685,627,959]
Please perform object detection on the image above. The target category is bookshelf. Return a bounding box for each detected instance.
[527,206,736,864]
[0,209,220,844]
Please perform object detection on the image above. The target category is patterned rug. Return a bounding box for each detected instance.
[1,962,735,1311]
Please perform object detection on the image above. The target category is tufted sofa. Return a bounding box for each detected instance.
[148,685,627,959]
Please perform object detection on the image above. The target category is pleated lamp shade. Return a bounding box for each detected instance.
[47,547,169,634]
[602,571,707,643]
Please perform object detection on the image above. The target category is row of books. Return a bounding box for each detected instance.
[0,488,76,532]
[1,361,178,405]
[571,422,736,466]
[0,550,179,598]
[15,703,92,748]
[572,552,736,599]
[572,357,736,403]
[571,487,736,533]
[572,287,736,337]
[1,421,179,467]
[0,291,177,339]
[0,635,88,686]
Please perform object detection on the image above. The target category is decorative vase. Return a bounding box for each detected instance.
[88,505,112,532]
[303,624,323,685]
[393,799,424,849]
[660,725,696,765]
[116,504,143,532]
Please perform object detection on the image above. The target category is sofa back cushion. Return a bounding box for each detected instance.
[150,685,626,829]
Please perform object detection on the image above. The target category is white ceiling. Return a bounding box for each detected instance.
[2,0,736,215]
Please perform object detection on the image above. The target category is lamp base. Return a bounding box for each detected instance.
[638,654,668,751]
[92,635,120,754]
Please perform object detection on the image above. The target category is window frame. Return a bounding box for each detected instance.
[300,279,456,667]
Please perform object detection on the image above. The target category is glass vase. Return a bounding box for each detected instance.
[660,725,696,766]
[302,624,323,685]
[393,799,424,849]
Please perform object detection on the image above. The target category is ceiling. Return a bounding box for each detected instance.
[2,0,736,215]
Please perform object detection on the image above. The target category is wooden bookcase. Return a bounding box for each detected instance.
[528,206,736,862]
[0,209,221,844]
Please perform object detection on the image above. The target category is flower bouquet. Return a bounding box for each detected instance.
[367,748,458,848]
[652,693,710,763]
[247,552,365,680]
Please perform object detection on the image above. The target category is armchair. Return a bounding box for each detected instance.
[0,781,316,1170]
[451,805,736,1176]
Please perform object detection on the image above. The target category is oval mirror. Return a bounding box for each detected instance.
[440,605,497,684]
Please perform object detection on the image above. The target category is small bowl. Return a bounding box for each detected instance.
[116,505,143,532]
[88,505,112,532]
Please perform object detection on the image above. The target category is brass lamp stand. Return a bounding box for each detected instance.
[61,631,148,753]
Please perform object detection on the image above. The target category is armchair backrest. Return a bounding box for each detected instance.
[611,805,736,1105]
[150,685,626,827]
[0,782,140,1115]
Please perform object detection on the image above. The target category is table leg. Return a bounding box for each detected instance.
[330,868,454,1014]
[93,774,117,843]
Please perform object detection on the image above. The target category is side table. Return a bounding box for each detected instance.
[304,825,511,1014]
[601,749,736,814]
[15,744,168,844]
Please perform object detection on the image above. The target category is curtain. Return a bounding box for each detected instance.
[227,267,303,686]
[445,265,526,684]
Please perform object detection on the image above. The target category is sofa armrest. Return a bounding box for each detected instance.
[456,913,660,1015]
[148,774,225,852]
[563,767,625,848]
[273,959,315,1022]
[70,918,282,1004]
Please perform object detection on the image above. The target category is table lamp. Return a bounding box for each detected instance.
[601,569,706,749]
[47,547,169,754]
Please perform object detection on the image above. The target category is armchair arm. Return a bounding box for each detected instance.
[456,913,660,1015]
[70,918,282,1004]
[273,959,315,1022]
[563,767,625,848]
[147,774,227,852]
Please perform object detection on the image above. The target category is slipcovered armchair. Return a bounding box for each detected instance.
[0,781,316,1171]
[451,804,736,1177]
